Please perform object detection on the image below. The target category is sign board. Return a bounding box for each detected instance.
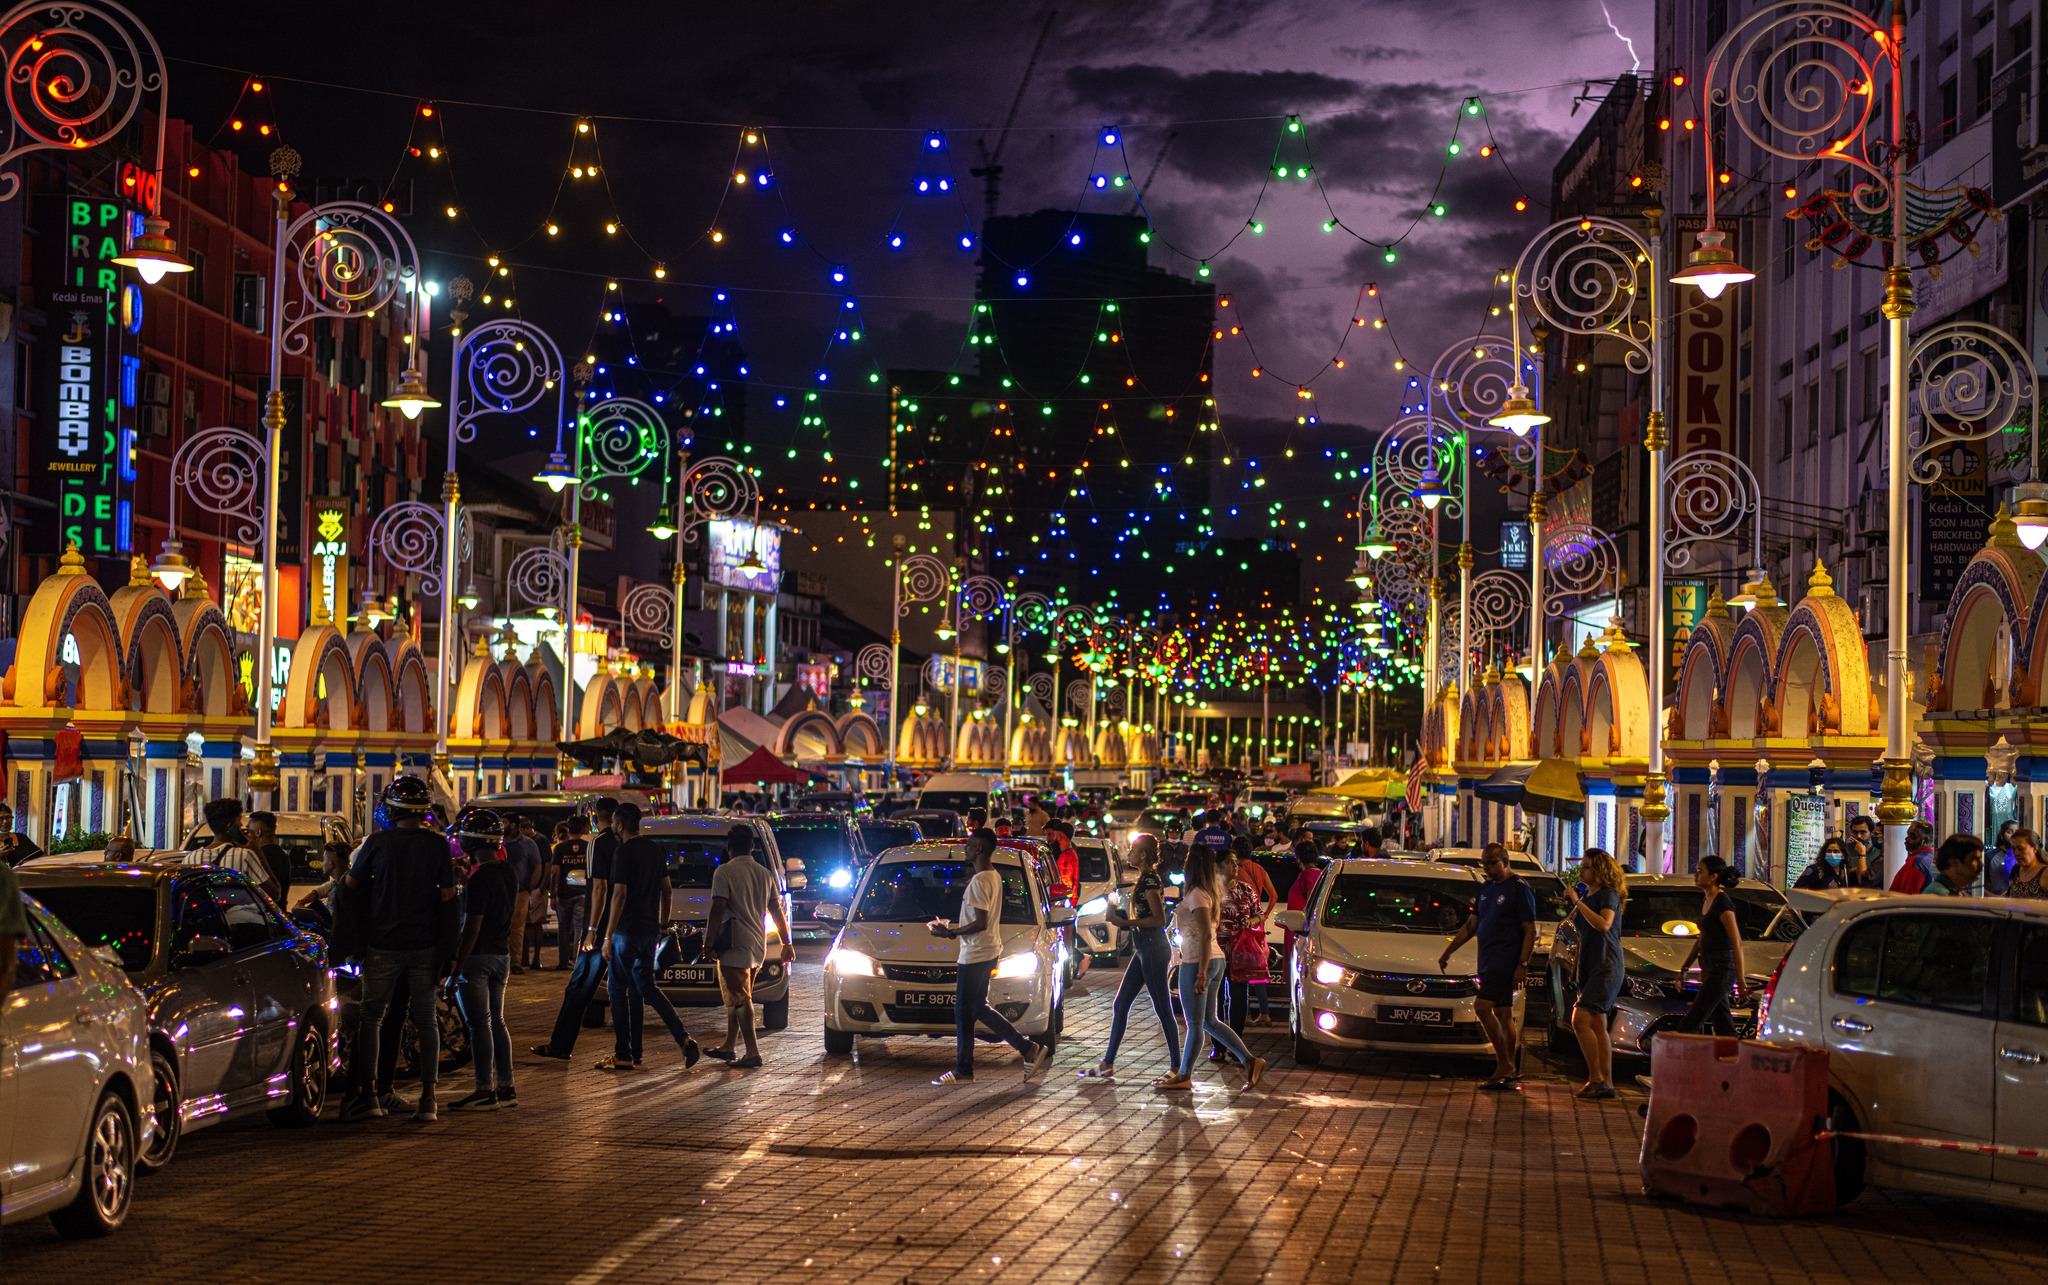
[1665,579,1709,683]
[262,377,306,565]
[309,498,350,629]
[1918,436,1989,605]
[1784,793,1826,889]
[1674,215,1739,460]
[32,287,130,557]
[707,518,781,593]
[796,662,832,703]
[1499,520,1530,570]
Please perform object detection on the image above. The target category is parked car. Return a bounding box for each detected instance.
[1545,872,1802,1059]
[897,808,964,839]
[1288,795,1365,824]
[816,837,1074,1056]
[611,815,794,1029]
[1297,820,1385,856]
[1427,846,1545,875]
[1754,893,2048,1210]
[1068,835,1129,961]
[1,887,151,1237]
[915,772,1007,818]
[796,790,868,814]
[1240,787,1292,820]
[470,788,650,838]
[21,865,336,1172]
[1276,857,1514,1065]
[1103,794,1151,826]
[180,811,356,904]
[856,818,922,863]
[768,811,870,930]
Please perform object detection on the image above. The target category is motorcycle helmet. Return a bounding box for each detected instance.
[382,775,433,816]
[453,807,503,855]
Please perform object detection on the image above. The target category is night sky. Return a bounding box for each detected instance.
[135,0,1648,600]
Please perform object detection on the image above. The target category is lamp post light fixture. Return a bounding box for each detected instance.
[887,541,950,781]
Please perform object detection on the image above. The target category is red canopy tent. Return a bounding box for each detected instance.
[721,746,811,786]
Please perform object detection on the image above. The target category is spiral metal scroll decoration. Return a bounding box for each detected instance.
[1374,555,1425,608]
[1103,687,1127,717]
[451,320,565,446]
[1665,449,1762,571]
[1704,2,1892,185]
[924,654,949,687]
[981,665,1008,713]
[957,574,1007,620]
[1439,607,1464,690]
[1370,414,1461,519]
[365,500,445,599]
[855,643,892,684]
[620,582,674,638]
[895,553,949,615]
[1430,334,1528,436]
[167,426,266,553]
[1065,679,1093,714]
[1469,570,1532,646]
[677,455,757,543]
[1011,591,1053,634]
[0,1,166,202]
[1511,218,1655,374]
[1027,672,1054,709]
[508,546,567,617]
[277,203,421,355]
[580,396,669,499]
[1904,321,2038,484]
[1541,522,1621,618]
[1378,504,1433,576]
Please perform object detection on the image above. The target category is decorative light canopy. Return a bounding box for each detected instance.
[111,215,193,284]
[1670,227,1753,299]
[380,365,442,419]
[647,505,678,540]
[532,450,579,492]
[1486,382,1549,435]
[149,539,190,593]
[2015,483,2048,552]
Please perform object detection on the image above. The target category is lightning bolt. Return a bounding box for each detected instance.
[1600,0,1642,74]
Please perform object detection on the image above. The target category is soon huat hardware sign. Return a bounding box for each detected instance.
[33,288,131,557]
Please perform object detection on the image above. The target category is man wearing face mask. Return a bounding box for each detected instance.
[1794,836,1852,889]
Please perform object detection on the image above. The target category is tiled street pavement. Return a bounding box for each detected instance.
[9,944,2048,1283]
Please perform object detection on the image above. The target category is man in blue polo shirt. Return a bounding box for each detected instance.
[1438,842,1536,1092]
[1191,811,1234,859]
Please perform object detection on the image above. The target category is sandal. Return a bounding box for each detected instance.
[1152,1074,1193,1091]
[1079,1062,1115,1079]
[1478,1077,1522,1092]
[931,1071,974,1085]
[593,1056,639,1073]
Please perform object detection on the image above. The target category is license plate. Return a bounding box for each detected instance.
[1378,1005,1450,1025]
[897,990,955,1007]
[659,966,712,986]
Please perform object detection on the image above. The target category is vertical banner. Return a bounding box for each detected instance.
[33,288,130,557]
[308,498,351,629]
[1918,436,1989,605]
[1672,216,1737,459]
[262,376,307,565]
[1665,578,1708,684]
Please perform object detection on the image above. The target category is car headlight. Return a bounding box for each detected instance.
[1626,976,1673,1000]
[1312,959,1354,987]
[994,952,1040,980]
[763,911,779,937]
[1078,896,1108,916]
[826,868,854,890]
[825,948,877,977]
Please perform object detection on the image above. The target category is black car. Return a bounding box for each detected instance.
[896,808,964,839]
[21,864,336,1172]
[796,791,868,814]
[856,818,922,860]
[768,812,872,927]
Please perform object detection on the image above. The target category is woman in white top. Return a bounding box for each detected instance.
[1154,845,1266,1090]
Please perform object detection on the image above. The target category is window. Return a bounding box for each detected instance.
[1780,223,1797,280]
[1833,912,1998,1015]
[2016,925,2048,1027]
[1319,876,1474,934]
[25,884,158,971]
[1940,77,1959,139]
[1860,348,1880,420]
[1805,382,1821,448]
[853,860,1035,925]
[1830,367,1847,437]
[172,879,229,952]
[12,913,77,987]
[1778,395,1794,460]
[1974,50,1995,118]
[183,249,207,307]
[232,272,266,333]
[207,879,278,952]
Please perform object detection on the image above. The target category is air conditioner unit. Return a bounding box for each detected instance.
[138,405,169,437]
[140,371,172,406]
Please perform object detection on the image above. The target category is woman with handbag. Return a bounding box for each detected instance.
[1213,851,1269,1059]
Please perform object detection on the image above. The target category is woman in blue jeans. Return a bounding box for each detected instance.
[1080,835,1179,1078]
[1153,845,1266,1091]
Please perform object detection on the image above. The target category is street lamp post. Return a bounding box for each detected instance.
[888,540,949,780]
[637,453,759,728]
[1007,592,1051,778]
[950,574,1008,769]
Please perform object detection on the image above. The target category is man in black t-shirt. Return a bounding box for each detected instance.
[342,777,457,1122]
[596,803,701,1071]
[533,799,617,1059]
[553,816,592,969]
[445,812,518,1111]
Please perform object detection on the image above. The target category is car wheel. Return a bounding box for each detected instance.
[269,1015,330,1127]
[1291,1019,1322,1067]
[137,1048,180,1174]
[438,996,470,1073]
[50,1091,134,1239]
[823,1023,854,1056]
[760,995,790,1031]
[1040,1007,1061,1054]
[1828,1095,1867,1205]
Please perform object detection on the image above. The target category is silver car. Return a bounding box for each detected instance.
[2,888,151,1237]
[21,865,337,1172]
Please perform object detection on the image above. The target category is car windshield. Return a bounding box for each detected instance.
[917,791,986,815]
[1072,845,1114,884]
[1245,790,1289,804]
[1137,809,1182,830]
[28,885,158,971]
[642,837,765,889]
[1107,795,1148,812]
[1523,875,1572,924]
[1167,793,1208,809]
[853,860,1035,925]
[1319,875,1473,934]
[770,822,853,880]
[857,821,920,854]
[904,814,957,839]
[1618,887,1801,941]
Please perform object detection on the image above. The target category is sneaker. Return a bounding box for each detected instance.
[594,1056,639,1073]
[529,1043,569,1061]
[377,1091,412,1115]
[1024,1042,1053,1082]
[512,965,526,975]
[931,1071,974,1085]
[411,1088,438,1122]
[495,1086,519,1108]
[447,1089,498,1112]
[340,1095,385,1122]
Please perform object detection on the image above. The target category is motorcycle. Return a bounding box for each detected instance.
[293,906,470,1082]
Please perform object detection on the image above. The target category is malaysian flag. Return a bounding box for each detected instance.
[1405,755,1426,813]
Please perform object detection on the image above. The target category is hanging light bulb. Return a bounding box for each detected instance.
[935,607,957,642]
[1670,226,1754,298]
[1350,550,1374,589]
[457,582,480,610]
[1411,465,1448,509]
[1360,525,1397,559]
[380,364,442,419]
[1487,382,1550,435]
[359,591,388,625]
[149,539,190,593]
[2014,483,2048,551]
[112,215,194,284]
[531,451,579,492]
[648,505,678,540]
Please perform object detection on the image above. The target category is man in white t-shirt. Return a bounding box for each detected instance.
[184,798,274,895]
[699,825,792,1068]
[926,829,1052,1085]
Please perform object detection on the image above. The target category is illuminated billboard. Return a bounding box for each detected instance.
[707,518,781,593]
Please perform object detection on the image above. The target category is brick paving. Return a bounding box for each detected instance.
[8,943,2048,1282]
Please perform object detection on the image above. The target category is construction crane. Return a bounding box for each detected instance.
[1126,130,1177,214]
[972,9,1058,224]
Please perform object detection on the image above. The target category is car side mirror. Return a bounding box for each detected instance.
[1047,905,1078,926]
[1273,909,1305,933]
[175,934,230,968]
[813,903,846,924]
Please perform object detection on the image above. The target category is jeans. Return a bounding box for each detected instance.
[544,946,608,1054]
[1679,959,1738,1037]
[1249,978,1277,1020]
[1103,929,1178,1068]
[458,953,513,1092]
[606,932,694,1063]
[1225,977,1249,1038]
[555,894,586,968]
[1176,958,1255,1077]
[359,947,441,1087]
[955,958,1037,1078]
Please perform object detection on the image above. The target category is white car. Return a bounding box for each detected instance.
[816,838,1074,1056]
[1069,835,1128,960]
[1427,847,1546,875]
[1275,857,1520,1065]
[3,889,152,1238]
[1287,795,1363,824]
[1757,893,2048,1212]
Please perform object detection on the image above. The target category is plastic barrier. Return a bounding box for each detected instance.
[1638,1033,1836,1217]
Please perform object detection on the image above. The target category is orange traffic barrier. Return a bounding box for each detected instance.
[1638,1033,1836,1217]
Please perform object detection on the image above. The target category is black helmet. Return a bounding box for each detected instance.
[382,775,433,815]
[454,807,503,848]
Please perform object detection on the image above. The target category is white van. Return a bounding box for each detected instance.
[916,773,1007,820]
